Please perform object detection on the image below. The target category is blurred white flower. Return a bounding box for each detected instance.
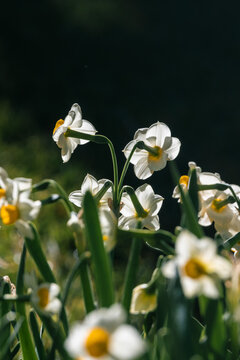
[65,304,146,360]
[123,122,181,179]
[0,181,41,239]
[53,103,97,163]
[31,282,61,315]
[162,230,232,298]
[118,184,163,230]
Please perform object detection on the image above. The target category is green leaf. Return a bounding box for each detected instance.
[24,223,68,335]
[188,167,199,213]
[223,232,240,250]
[16,244,38,360]
[205,299,227,357]
[29,310,47,360]
[83,191,114,307]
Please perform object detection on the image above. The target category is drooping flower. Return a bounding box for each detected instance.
[162,230,232,298]
[31,282,61,315]
[69,173,113,210]
[64,304,146,360]
[123,122,181,179]
[53,103,97,163]
[130,283,157,315]
[118,184,163,230]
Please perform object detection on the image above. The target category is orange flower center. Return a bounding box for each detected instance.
[1,205,20,225]
[148,146,163,162]
[85,327,110,357]
[53,119,64,135]
[184,258,207,279]
[37,287,49,308]
[179,175,189,188]
[0,188,6,198]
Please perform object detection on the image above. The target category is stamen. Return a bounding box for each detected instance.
[184,258,207,279]
[148,146,163,162]
[85,327,109,357]
[1,205,20,225]
[53,119,64,135]
[103,235,109,242]
[37,287,49,309]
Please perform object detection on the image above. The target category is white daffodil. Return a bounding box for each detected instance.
[0,182,41,239]
[0,167,32,207]
[123,122,181,179]
[162,230,232,298]
[198,191,237,233]
[130,284,157,315]
[65,304,146,360]
[69,173,113,210]
[118,184,163,230]
[53,103,97,163]
[31,282,61,315]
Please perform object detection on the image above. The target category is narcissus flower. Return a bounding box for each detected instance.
[123,122,181,179]
[130,284,157,315]
[118,184,163,230]
[162,230,232,298]
[64,304,146,360]
[53,103,97,163]
[0,183,41,239]
[31,283,61,315]
[69,174,113,210]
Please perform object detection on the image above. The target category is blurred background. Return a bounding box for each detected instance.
[0,0,240,299]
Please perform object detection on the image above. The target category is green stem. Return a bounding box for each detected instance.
[16,244,38,360]
[65,129,119,210]
[122,186,148,218]
[32,179,73,215]
[117,141,143,199]
[121,223,142,314]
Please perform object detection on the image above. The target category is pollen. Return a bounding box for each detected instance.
[37,287,50,309]
[0,204,20,225]
[0,188,6,198]
[85,327,110,357]
[179,175,189,188]
[184,258,207,279]
[148,146,163,162]
[211,198,226,213]
[53,119,64,135]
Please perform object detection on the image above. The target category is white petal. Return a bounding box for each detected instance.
[143,215,160,230]
[15,220,34,239]
[123,141,147,165]
[68,190,83,207]
[146,122,171,148]
[110,325,146,360]
[162,259,177,279]
[74,119,97,145]
[134,157,152,180]
[165,137,181,160]
[81,174,99,194]
[148,151,168,172]
[133,127,148,141]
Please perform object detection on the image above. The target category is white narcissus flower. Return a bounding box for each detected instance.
[31,283,61,315]
[118,184,163,230]
[162,230,232,298]
[130,284,157,315]
[123,122,181,179]
[0,183,41,239]
[52,103,97,163]
[64,304,146,360]
[69,174,113,210]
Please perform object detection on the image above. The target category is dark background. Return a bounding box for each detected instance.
[1,0,240,231]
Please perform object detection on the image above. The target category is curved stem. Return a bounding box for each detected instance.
[117,141,147,202]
